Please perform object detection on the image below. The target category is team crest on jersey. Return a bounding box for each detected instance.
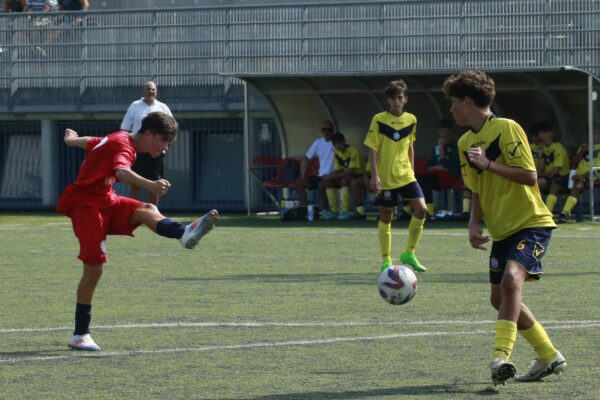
[506,141,523,160]
[532,242,545,259]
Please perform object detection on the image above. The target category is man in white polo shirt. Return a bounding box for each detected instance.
[121,81,173,205]
[295,120,335,215]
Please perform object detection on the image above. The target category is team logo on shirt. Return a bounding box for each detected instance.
[92,136,108,151]
[544,152,555,165]
[377,122,414,142]
[335,154,351,169]
[464,135,502,174]
[489,257,501,272]
[506,141,523,160]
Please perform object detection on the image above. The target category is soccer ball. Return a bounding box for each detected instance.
[377,265,418,305]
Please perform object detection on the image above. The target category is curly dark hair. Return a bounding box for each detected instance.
[139,112,178,143]
[385,79,408,98]
[442,70,495,107]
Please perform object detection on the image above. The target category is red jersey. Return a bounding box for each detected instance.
[57,131,136,215]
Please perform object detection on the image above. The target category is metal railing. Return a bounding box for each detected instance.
[0,0,598,112]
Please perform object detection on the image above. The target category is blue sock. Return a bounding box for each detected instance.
[74,303,92,335]
[156,218,186,239]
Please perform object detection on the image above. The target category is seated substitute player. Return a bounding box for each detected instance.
[364,79,427,272]
[443,70,566,386]
[536,122,570,214]
[57,112,219,352]
[557,128,600,222]
[321,132,366,220]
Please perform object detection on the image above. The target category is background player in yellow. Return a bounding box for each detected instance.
[557,128,600,222]
[363,79,427,272]
[443,70,566,386]
[536,122,570,214]
[322,132,366,220]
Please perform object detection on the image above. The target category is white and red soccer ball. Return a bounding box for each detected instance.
[377,265,418,305]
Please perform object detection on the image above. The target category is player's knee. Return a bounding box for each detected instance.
[140,202,159,214]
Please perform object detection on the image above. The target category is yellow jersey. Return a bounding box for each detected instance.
[363,111,417,190]
[333,145,365,173]
[575,143,600,178]
[542,142,570,177]
[458,116,555,241]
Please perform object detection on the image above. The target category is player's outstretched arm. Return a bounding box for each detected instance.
[64,129,91,149]
[115,168,171,197]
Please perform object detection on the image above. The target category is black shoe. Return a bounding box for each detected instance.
[351,212,367,220]
[557,213,569,223]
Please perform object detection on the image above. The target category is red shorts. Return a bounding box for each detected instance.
[69,196,143,265]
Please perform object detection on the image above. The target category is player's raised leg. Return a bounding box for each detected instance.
[129,203,219,249]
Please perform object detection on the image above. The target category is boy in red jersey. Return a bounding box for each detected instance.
[57,112,219,351]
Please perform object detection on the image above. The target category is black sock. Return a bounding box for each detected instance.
[156,218,186,239]
[74,303,92,335]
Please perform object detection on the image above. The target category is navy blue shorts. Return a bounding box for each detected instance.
[489,227,554,285]
[374,181,424,208]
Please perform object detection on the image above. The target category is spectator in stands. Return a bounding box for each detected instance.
[121,81,174,206]
[364,79,427,273]
[295,120,335,213]
[25,0,57,11]
[416,118,460,220]
[536,122,570,214]
[321,132,366,220]
[3,0,26,12]
[557,128,600,223]
[58,0,88,11]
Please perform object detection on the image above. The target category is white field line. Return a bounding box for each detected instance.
[0,319,598,334]
[1,322,599,364]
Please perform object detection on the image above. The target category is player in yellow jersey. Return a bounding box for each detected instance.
[322,132,366,220]
[536,122,570,214]
[557,128,600,222]
[443,70,566,386]
[364,79,427,272]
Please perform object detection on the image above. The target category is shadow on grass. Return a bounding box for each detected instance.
[216,383,497,400]
[165,272,490,285]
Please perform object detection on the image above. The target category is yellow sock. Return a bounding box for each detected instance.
[562,195,578,215]
[545,194,558,213]
[356,205,365,215]
[493,320,517,359]
[326,188,338,212]
[520,322,557,361]
[403,204,411,214]
[462,198,471,213]
[405,216,424,252]
[340,187,350,213]
[426,203,435,216]
[378,221,391,260]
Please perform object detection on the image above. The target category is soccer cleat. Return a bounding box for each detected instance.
[321,210,337,220]
[380,259,392,272]
[180,209,219,249]
[400,251,426,272]
[557,213,569,224]
[337,211,350,220]
[68,334,101,351]
[515,351,566,382]
[351,212,367,220]
[490,357,516,386]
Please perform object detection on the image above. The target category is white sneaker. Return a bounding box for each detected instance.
[516,351,566,382]
[179,209,219,249]
[490,357,516,386]
[68,334,101,351]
